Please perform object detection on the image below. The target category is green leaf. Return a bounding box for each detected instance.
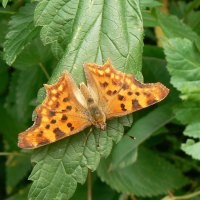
[164,38,200,101]
[29,119,123,200]
[184,122,200,138]
[163,37,200,160]
[109,104,174,169]
[5,68,46,124]
[16,68,46,123]
[13,38,52,70]
[5,186,30,200]
[97,147,188,197]
[2,0,9,8]
[181,139,200,160]
[3,3,40,65]
[6,155,32,194]
[29,0,143,199]
[156,10,200,49]
[0,102,26,150]
[140,0,162,9]
[0,59,9,95]
[34,0,77,46]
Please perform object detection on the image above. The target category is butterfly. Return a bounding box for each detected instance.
[18,59,169,149]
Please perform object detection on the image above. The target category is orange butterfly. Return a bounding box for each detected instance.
[18,59,169,149]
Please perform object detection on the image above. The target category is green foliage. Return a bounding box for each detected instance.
[3,3,40,65]
[0,0,200,200]
[163,38,200,160]
[98,148,188,197]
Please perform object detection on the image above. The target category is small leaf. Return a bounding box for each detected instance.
[3,3,40,65]
[2,0,9,8]
[97,147,188,197]
[181,139,200,160]
[184,122,200,138]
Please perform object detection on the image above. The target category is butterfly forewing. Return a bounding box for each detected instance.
[18,72,91,149]
[84,59,169,119]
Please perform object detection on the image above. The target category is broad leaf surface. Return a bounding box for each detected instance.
[164,38,200,160]
[97,147,188,197]
[29,1,143,199]
[110,104,174,169]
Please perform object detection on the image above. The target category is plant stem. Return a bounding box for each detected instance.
[0,11,15,14]
[162,190,200,200]
[88,170,92,200]
[38,62,50,80]
[0,152,29,156]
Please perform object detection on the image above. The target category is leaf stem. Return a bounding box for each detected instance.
[0,152,29,156]
[88,169,92,200]
[38,62,50,80]
[162,190,200,200]
[0,11,15,14]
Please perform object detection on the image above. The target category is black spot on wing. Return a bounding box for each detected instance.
[132,99,141,109]
[53,128,66,139]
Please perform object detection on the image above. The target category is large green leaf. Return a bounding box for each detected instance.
[110,104,174,169]
[97,147,188,197]
[29,0,143,199]
[3,3,40,65]
[164,38,200,160]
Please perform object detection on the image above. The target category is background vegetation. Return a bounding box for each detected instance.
[0,0,200,199]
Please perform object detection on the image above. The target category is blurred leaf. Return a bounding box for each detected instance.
[2,0,9,8]
[4,71,19,118]
[110,104,174,169]
[181,139,200,160]
[185,11,200,35]
[140,0,162,9]
[29,0,143,199]
[142,11,158,27]
[5,186,30,200]
[184,122,200,138]
[97,147,188,197]
[15,68,46,123]
[13,38,52,70]
[156,10,200,49]
[6,155,31,194]
[0,102,26,150]
[5,68,46,124]
[164,38,200,160]
[3,3,40,65]
[0,59,9,95]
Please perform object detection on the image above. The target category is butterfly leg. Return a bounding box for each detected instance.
[83,128,93,146]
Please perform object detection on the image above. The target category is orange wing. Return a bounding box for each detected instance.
[18,72,91,149]
[84,59,169,119]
